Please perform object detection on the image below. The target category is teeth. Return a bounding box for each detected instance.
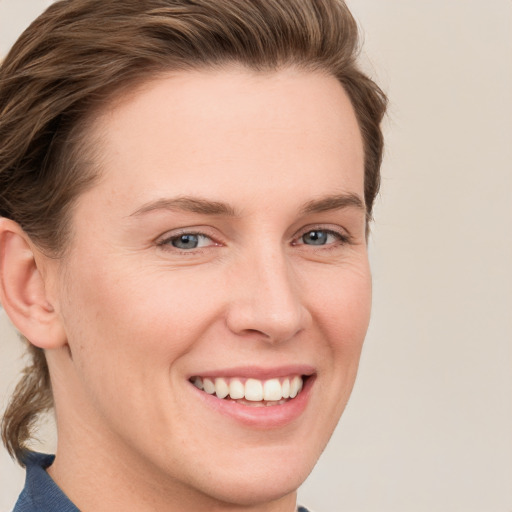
[193,377,203,390]
[290,376,303,398]
[214,378,229,399]
[245,379,263,401]
[191,375,305,402]
[203,378,215,395]
[229,378,245,400]
[263,378,282,401]
[282,378,290,399]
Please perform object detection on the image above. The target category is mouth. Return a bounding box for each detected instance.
[187,366,316,427]
[189,375,307,407]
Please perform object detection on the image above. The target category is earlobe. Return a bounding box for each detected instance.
[0,218,67,349]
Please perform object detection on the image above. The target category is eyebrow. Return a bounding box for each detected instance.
[130,196,238,217]
[299,193,366,216]
[130,192,366,218]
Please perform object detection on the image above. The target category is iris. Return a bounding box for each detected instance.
[302,230,329,245]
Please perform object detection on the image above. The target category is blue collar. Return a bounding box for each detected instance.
[13,452,78,512]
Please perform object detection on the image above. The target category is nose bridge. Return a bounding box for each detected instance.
[226,241,308,342]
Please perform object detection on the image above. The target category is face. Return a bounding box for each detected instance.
[47,67,370,509]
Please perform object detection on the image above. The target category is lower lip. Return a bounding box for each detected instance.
[190,376,315,428]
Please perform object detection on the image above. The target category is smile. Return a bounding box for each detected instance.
[190,376,305,406]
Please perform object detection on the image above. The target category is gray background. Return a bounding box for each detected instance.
[1,0,511,510]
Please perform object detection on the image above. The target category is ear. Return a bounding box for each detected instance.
[0,218,67,349]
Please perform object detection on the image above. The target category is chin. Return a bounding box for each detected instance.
[196,466,307,507]
[181,444,319,507]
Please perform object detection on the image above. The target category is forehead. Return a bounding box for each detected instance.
[81,67,365,212]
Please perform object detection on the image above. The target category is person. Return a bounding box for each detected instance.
[0,0,387,510]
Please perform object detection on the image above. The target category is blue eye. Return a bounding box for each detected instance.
[165,233,213,250]
[301,230,333,245]
[172,234,199,249]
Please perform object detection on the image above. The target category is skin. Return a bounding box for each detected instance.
[2,67,370,511]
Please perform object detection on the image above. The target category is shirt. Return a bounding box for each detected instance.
[13,452,311,511]
[13,452,78,512]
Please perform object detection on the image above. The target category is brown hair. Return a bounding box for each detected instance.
[0,0,387,465]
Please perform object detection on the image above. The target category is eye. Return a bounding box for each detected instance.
[295,228,349,247]
[301,230,330,245]
[159,232,214,250]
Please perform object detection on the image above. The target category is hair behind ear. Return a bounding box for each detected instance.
[0,219,58,465]
[1,341,53,465]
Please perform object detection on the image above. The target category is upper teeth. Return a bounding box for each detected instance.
[192,376,304,401]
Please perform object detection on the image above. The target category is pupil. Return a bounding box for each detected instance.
[172,234,199,249]
[304,230,327,245]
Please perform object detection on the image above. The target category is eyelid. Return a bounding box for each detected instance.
[156,227,221,250]
[292,225,353,246]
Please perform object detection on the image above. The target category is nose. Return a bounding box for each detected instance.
[225,246,311,344]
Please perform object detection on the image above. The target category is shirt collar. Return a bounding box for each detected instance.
[15,452,79,512]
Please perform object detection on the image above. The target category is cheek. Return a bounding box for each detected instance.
[55,257,231,453]
[58,256,225,376]
[306,258,372,404]
[308,258,372,345]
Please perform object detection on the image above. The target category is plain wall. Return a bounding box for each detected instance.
[1,1,511,510]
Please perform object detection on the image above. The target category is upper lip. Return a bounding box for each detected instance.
[188,365,316,380]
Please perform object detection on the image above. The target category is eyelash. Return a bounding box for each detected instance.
[156,226,352,253]
[156,230,218,252]
[293,227,352,248]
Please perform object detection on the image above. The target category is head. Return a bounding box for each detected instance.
[0,0,386,508]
